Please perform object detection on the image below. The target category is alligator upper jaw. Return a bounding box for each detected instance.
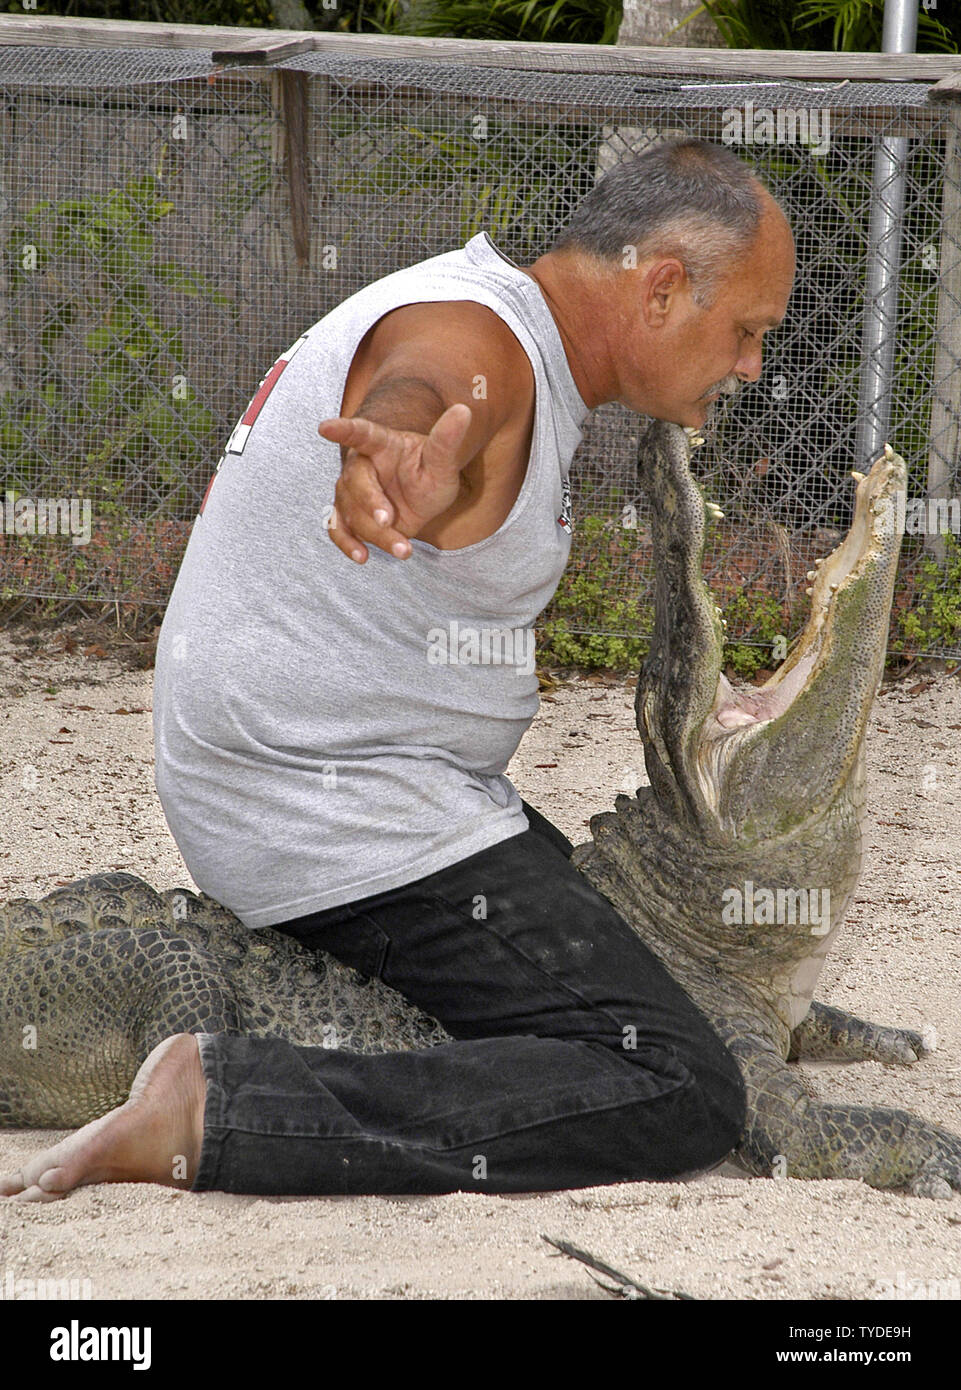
[635,420,906,843]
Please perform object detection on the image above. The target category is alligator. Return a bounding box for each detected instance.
[1,420,958,1198]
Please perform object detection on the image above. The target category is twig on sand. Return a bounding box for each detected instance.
[541,1235,697,1300]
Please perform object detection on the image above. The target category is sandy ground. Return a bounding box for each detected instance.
[0,626,959,1301]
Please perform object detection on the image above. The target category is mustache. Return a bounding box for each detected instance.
[698,376,741,402]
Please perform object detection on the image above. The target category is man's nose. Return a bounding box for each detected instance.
[736,341,764,383]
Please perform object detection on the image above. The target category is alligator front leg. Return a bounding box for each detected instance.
[728,1032,961,1199]
[789,1001,932,1065]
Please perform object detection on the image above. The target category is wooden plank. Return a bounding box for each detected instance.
[929,72,961,101]
[0,15,271,51]
[280,69,311,267]
[242,43,957,81]
[210,36,317,65]
[0,15,960,82]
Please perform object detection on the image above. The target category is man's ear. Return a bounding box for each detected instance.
[643,258,686,328]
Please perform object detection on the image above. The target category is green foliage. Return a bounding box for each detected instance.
[329,111,594,258]
[378,0,623,44]
[692,0,795,48]
[5,0,619,38]
[213,117,277,234]
[697,0,960,53]
[538,514,651,669]
[1,169,233,513]
[541,519,792,674]
[721,590,786,678]
[892,534,961,655]
[3,0,275,25]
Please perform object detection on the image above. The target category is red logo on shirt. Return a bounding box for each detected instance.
[199,332,311,516]
[557,477,573,535]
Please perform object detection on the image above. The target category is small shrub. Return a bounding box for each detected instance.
[538,514,651,669]
[892,534,961,656]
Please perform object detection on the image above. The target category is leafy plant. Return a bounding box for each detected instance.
[722,590,787,678]
[538,514,651,668]
[327,110,596,259]
[695,0,959,53]
[541,519,793,674]
[892,533,961,656]
[15,0,274,24]
[2,167,234,515]
[376,0,624,44]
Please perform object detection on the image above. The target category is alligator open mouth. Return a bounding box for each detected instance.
[707,444,906,735]
[633,420,907,841]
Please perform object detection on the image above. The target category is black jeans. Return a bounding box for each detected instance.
[191,801,746,1195]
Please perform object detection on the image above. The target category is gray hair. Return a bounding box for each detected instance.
[549,139,767,307]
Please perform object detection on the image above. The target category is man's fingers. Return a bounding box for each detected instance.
[336,452,395,523]
[332,459,412,562]
[327,514,369,565]
[421,403,473,476]
[318,415,394,453]
[392,402,471,515]
[330,512,411,563]
[319,405,471,559]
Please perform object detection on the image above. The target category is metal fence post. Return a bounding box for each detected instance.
[854,0,918,471]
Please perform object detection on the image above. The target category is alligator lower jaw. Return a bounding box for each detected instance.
[706,443,905,737]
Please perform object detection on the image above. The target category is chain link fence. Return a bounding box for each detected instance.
[1,37,959,667]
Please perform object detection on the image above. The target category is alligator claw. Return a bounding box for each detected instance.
[909,1170,954,1201]
[789,1003,931,1066]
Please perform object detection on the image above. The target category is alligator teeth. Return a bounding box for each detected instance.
[883,443,894,460]
[705,503,724,519]
[805,586,814,596]
[806,570,816,580]
[829,583,838,592]
[851,470,866,482]
[814,558,824,567]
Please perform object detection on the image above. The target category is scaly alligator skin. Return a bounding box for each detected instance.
[1,422,958,1198]
[0,878,449,1128]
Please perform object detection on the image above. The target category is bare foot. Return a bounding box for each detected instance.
[0,1034,207,1202]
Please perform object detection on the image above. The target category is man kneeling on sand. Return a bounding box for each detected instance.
[1,140,793,1202]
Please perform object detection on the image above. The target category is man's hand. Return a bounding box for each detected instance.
[318,402,473,563]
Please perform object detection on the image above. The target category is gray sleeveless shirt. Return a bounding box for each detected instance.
[153,232,589,928]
